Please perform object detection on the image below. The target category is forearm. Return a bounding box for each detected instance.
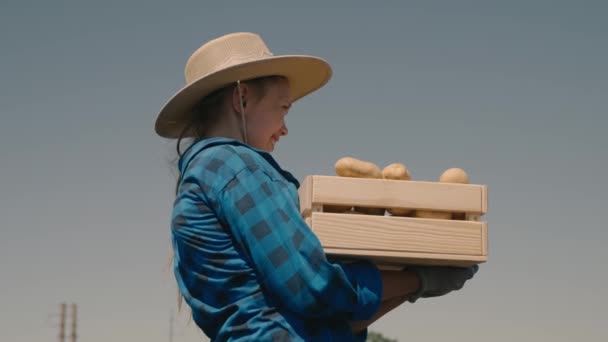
[350,295,409,333]
[349,270,420,333]
[381,270,420,301]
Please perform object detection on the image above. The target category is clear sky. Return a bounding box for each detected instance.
[1,1,607,341]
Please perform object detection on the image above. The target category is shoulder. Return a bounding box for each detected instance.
[188,144,262,175]
[180,143,268,193]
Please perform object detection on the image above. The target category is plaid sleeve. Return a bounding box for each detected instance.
[215,162,383,321]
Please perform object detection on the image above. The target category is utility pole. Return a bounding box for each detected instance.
[70,303,77,342]
[58,303,66,342]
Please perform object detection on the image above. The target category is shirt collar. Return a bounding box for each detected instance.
[178,137,300,188]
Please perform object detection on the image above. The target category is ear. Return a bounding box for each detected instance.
[231,83,249,114]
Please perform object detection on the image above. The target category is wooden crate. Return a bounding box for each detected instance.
[298,175,488,268]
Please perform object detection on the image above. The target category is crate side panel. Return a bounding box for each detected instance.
[298,176,313,218]
[324,248,487,267]
[311,212,484,256]
[311,175,485,213]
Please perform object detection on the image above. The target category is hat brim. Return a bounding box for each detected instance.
[154,55,332,139]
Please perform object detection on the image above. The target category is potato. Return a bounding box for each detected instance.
[441,167,469,219]
[382,163,413,216]
[416,167,470,220]
[452,212,466,220]
[388,208,413,216]
[324,204,352,213]
[354,207,386,215]
[440,168,469,184]
[334,157,385,215]
[382,163,411,180]
[414,210,452,220]
[335,157,382,179]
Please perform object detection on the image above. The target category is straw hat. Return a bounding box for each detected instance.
[154,32,333,138]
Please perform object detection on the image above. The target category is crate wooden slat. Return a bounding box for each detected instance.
[298,175,488,267]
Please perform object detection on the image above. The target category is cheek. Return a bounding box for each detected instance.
[248,118,274,142]
[261,110,284,132]
[246,106,284,140]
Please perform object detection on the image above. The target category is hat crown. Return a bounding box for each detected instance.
[185,32,274,84]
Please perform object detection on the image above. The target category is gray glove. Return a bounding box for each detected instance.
[407,264,479,303]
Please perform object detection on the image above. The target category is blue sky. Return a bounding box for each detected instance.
[1,1,607,341]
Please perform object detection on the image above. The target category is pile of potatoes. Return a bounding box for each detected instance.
[326,156,469,220]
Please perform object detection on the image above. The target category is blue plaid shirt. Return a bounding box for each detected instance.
[171,137,383,341]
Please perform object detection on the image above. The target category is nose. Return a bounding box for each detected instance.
[280,123,288,136]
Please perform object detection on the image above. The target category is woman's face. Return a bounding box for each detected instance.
[245,78,292,152]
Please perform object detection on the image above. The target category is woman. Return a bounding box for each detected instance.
[155,32,478,341]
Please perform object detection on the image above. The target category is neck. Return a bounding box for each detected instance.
[204,110,246,143]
